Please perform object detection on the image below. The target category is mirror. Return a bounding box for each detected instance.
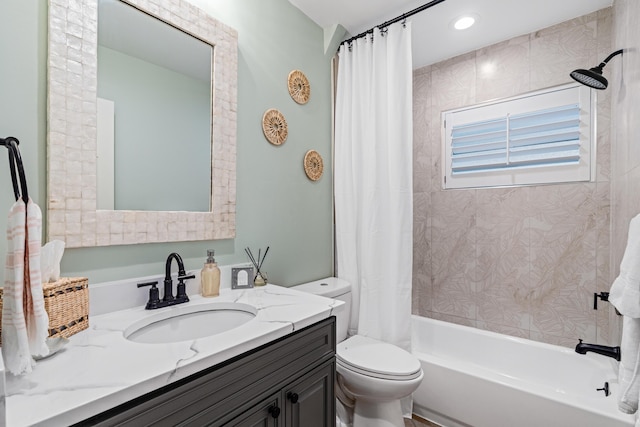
[97,0,212,212]
[47,0,238,247]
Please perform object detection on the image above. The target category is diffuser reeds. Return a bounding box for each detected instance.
[245,246,269,286]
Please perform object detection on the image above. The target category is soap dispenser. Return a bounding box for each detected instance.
[201,250,220,297]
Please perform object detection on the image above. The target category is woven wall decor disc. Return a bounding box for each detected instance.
[304,150,323,181]
[262,108,288,145]
[288,70,311,104]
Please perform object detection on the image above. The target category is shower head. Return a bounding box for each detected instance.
[570,49,623,90]
[570,66,608,90]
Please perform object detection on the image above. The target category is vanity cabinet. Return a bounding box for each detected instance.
[225,361,334,427]
[223,393,280,426]
[79,317,336,427]
[284,361,335,427]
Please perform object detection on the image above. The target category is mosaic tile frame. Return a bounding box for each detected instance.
[47,0,238,247]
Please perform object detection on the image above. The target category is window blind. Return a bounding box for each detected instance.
[450,104,581,175]
[442,83,593,189]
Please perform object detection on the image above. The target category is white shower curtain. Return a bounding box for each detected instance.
[335,21,413,352]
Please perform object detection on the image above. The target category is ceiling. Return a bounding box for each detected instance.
[288,0,613,69]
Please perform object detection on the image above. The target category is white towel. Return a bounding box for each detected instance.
[610,213,640,414]
[611,214,640,317]
[618,317,640,414]
[2,199,49,375]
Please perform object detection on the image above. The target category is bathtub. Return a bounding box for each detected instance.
[411,315,635,427]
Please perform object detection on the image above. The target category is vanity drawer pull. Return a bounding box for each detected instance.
[268,405,281,418]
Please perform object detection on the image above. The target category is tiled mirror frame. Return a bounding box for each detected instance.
[46,0,238,247]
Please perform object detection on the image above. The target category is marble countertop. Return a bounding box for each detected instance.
[5,284,343,427]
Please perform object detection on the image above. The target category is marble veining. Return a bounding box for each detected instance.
[5,285,342,427]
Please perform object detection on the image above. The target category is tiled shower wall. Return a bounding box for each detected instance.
[610,0,640,345]
[412,8,613,347]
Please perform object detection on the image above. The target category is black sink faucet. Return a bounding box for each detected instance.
[165,252,185,303]
[575,339,621,361]
[137,252,195,310]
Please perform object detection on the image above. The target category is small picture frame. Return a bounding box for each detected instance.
[232,267,255,290]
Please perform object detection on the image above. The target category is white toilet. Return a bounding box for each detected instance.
[292,277,423,427]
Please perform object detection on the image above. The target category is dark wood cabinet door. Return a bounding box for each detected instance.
[285,361,335,427]
[222,394,281,427]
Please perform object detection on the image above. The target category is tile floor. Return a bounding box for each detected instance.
[404,416,441,427]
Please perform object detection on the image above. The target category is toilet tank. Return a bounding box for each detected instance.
[292,277,351,342]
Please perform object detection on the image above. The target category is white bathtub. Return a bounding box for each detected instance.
[411,315,635,427]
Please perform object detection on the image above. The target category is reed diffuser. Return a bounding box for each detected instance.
[245,246,269,286]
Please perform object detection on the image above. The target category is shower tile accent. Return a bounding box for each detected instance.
[412,8,613,347]
[476,35,530,102]
[475,321,529,340]
[529,16,598,90]
[425,311,475,329]
[430,52,476,112]
[430,190,476,319]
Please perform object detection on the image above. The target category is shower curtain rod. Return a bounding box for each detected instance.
[341,0,448,46]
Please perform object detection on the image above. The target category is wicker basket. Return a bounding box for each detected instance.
[0,277,89,340]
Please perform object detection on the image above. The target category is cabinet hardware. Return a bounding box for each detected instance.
[268,405,281,418]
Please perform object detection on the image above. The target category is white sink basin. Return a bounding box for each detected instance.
[124,302,257,344]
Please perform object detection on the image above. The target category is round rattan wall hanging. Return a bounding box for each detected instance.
[288,70,311,105]
[303,150,324,181]
[262,108,288,145]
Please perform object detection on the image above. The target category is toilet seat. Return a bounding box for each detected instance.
[337,335,422,381]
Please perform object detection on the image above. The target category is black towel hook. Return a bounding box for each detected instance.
[5,140,19,201]
[1,136,29,203]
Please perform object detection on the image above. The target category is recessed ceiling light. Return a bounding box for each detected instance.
[453,15,476,30]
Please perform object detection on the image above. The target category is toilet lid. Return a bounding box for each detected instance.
[337,335,422,380]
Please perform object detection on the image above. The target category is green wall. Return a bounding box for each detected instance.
[0,0,337,287]
[98,46,211,212]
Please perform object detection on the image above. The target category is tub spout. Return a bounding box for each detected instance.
[575,339,620,361]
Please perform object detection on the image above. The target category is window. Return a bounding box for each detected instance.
[442,83,594,189]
